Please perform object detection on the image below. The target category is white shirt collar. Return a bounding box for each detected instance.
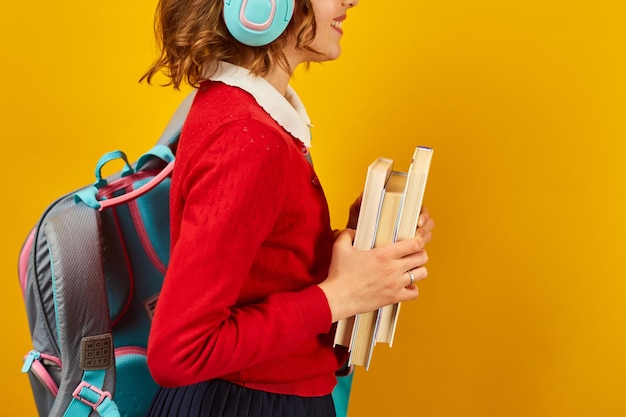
[204,61,312,147]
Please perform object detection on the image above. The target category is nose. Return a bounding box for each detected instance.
[343,0,359,7]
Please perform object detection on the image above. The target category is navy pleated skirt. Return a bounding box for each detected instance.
[147,379,337,417]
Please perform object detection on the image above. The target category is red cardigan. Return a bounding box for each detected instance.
[147,80,347,396]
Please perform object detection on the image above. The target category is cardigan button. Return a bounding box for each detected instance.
[311,176,321,188]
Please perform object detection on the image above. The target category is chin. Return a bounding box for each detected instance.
[320,48,343,62]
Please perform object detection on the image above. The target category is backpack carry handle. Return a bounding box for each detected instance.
[97,162,174,211]
[94,144,176,210]
[74,145,175,211]
[94,151,134,188]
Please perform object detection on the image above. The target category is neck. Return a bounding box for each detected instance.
[242,43,303,96]
[262,68,293,96]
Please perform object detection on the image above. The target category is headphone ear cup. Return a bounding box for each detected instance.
[223,0,295,47]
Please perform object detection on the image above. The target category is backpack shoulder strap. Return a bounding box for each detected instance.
[157,91,196,147]
[44,204,120,417]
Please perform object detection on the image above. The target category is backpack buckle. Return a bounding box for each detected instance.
[72,382,112,410]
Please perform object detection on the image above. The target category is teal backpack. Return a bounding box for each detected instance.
[18,93,353,417]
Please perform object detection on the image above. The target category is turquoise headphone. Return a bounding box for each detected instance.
[223,0,295,47]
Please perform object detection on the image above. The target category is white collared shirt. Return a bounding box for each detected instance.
[205,61,313,148]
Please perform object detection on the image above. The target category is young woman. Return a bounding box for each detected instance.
[142,1,435,416]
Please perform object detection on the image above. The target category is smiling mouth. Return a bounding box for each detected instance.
[331,20,344,30]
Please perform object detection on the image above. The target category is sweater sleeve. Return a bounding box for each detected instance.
[147,119,333,388]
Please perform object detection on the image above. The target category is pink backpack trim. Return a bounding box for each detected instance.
[19,229,36,296]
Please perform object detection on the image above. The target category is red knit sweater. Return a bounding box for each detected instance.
[147,80,347,396]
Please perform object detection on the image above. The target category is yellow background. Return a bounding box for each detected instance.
[1,1,625,416]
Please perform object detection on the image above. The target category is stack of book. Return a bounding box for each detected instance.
[333,146,433,369]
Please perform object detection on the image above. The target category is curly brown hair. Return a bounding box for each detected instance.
[141,0,318,89]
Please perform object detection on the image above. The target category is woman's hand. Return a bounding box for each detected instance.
[320,206,435,323]
[318,234,428,323]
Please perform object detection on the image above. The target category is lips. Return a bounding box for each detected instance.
[331,15,346,32]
